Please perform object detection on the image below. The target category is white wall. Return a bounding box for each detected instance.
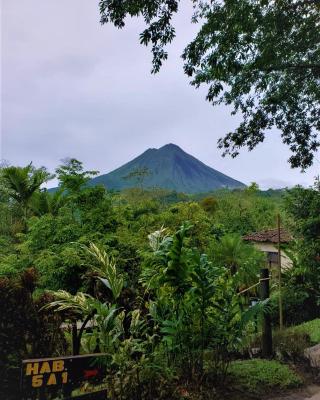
[252,242,292,270]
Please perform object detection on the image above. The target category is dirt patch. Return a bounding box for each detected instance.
[266,384,320,400]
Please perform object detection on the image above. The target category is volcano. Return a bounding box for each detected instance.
[89,144,245,193]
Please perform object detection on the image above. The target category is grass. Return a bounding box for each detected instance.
[228,359,302,395]
[288,319,320,345]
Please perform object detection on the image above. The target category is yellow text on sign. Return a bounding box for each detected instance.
[25,360,68,388]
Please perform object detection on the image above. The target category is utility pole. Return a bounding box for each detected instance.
[277,214,284,330]
[260,268,272,357]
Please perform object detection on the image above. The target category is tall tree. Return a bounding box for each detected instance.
[284,182,320,282]
[122,166,151,189]
[55,158,98,194]
[99,0,320,169]
[282,182,320,321]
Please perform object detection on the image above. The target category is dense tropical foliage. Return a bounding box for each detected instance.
[0,160,319,399]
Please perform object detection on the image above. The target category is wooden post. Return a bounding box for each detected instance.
[260,268,272,357]
[277,214,284,330]
[72,321,79,356]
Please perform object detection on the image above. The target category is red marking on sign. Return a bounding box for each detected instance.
[83,369,99,379]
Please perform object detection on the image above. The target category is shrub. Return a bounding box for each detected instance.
[289,319,320,345]
[0,270,66,400]
[273,330,311,362]
[244,326,313,362]
[228,359,302,395]
[200,196,218,214]
[270,285,320,327]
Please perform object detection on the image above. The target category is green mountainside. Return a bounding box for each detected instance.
[89,144,245,193]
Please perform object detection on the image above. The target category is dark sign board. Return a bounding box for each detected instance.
[21,354,107,400]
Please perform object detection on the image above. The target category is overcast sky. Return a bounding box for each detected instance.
[1,0,319,189]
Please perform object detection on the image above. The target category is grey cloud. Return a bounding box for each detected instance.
[1,0,319,188]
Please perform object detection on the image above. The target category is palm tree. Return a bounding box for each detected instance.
[30,188,65,217]
[1,163,54,220]
[212,234,265,289]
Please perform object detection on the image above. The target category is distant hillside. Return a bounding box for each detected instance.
[89,144,245,193]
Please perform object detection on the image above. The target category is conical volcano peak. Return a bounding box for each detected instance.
[159,143,183,152]
[90,144,245,193]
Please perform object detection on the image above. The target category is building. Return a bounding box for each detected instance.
[243,228,293,270]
